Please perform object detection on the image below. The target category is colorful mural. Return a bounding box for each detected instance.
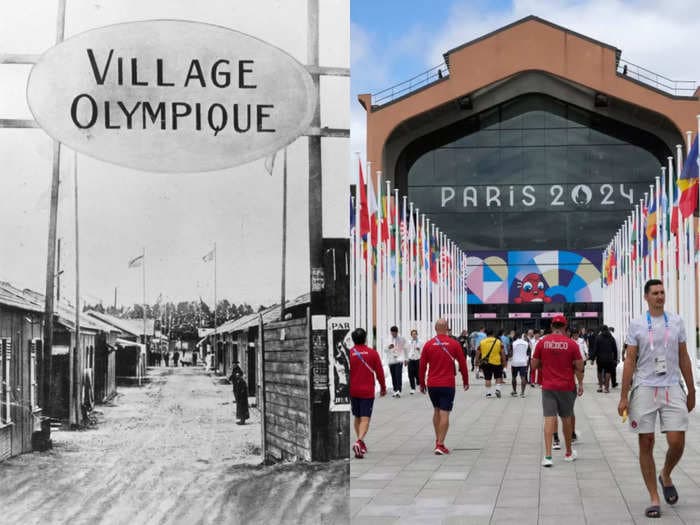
[465,251,602,305]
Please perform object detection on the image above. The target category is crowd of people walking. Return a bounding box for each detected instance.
[348,279,695,519]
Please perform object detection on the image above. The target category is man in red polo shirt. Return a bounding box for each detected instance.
[349,327,386,459]
[531,315,584,467]
[419,318,469,455]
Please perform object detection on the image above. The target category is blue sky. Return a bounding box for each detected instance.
[349,0,700,164]
[351,0,512,94]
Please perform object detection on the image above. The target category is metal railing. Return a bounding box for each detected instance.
[617,58,698,97]
[371,63,449,107]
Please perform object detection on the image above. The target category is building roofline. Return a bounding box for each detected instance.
[442,15,620,64]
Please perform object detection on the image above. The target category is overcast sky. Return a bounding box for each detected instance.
[0,0,349,309]
[350,0,700,173]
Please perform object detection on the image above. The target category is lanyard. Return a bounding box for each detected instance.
[433,337,453,359]
[352,347,375,374]
[646,311,669,354]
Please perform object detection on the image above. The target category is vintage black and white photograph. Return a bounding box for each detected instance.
[0,1,350,523]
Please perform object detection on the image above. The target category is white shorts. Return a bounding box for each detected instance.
[628,384,688,434]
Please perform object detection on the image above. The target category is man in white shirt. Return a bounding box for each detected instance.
[384,325,407,397]
[406,329,422,394]
[576,329,589,360]
[510,332,530,397]
[618,279,695,519]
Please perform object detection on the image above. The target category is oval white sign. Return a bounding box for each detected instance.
[26,20,315,173]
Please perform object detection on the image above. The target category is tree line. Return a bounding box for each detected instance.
[83,299,265,339]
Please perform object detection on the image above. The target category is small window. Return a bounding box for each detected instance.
[30,339,41,410]
[1,338,12,424]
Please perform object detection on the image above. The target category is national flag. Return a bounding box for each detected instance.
[358,160,370,240]
[440,246,452,272]
[630,220,637,262]
[429,231,439,283]
[128,254,144,268]
[670,179,680,235]
[367,170,379,250]
[202,248,215,262]
[641,202,649,258]
[381,195,391,243]
[646,189,658,241]
[423,225,430,271]
[678,137,699,219]
[399,213,408,255]
[608,247,617,283]
[349,195,356,233]
[408,209,416,246]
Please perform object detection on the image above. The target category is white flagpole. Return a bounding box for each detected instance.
[393,187,400,330]
[366,161,374,348]
[424,217,430,337]
[408,202,415,331]
[385,180,392,331]
[401,195,408,334]
[666,157,676,312]
[376,170,384,354]
[655,176,661,278]
[350,195,356,329]
[676,145,685,320]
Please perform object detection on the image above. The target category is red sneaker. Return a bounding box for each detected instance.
[353,441,364,459]
[358,439,367,453]
[434,443,450,455]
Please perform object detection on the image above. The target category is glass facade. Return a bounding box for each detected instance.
[407,94,670,251]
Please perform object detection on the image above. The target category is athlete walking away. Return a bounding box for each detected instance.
[419,319,469,455]
[349,328,386,459]
[532,315,584,467]
[618,279,695,519]
[476,328,506,398]
[510,332,530,397]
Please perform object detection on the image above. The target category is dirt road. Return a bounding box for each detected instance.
[0,366,348,525]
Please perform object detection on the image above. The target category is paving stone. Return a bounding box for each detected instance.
[351,376,700,524]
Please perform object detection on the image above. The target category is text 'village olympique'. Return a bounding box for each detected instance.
[359,15,700,330]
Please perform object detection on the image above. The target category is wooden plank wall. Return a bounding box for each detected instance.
[0,305,42,458]
[263,317,311,462]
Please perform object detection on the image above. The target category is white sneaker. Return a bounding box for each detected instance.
[410,389,415,395]
[495,389,502,398]
[553,440,561,450]
[541,456,553,467]
[564,450,577,462]
[484,392,493,398]
[395,391,401,398]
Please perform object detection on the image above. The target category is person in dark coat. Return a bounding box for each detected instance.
[592,325,618,393]
[228,362,250,425]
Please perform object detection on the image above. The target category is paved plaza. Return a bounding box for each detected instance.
[350,365,700,524]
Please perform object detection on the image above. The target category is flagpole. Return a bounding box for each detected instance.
[41,0,66,416]
[141,247,146,385]
[214,242,217,358]
[366,218,373,349]
[281,147,288,320]
[71,150,81,426]
[365,160,373,347]
[376,170,383,354]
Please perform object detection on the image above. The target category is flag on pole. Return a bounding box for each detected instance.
[678,137,699,219]
[358,160,371,242]
[202,248,215,262]
[128,254,144,268]
[349,195,356,233]
[367,171,379,251]
[670,179,680,235]
[646,191,658,241]
[430,230,439,283]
